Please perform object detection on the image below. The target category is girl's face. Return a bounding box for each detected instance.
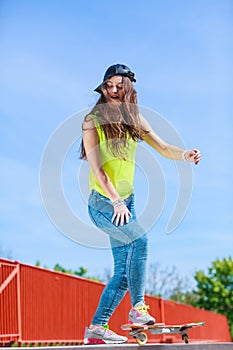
[105,75,124,102]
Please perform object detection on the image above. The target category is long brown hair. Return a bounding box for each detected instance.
[80,76,148,159]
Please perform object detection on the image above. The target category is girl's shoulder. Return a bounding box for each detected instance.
[82,114,97,131]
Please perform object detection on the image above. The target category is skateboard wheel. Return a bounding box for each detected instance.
[135,332,148,345]
[182,334,189,344]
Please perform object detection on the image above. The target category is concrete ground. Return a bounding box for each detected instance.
[3,343,233,349]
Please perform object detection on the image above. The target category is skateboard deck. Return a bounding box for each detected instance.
[121,321,205,345]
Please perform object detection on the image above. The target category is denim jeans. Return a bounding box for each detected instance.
[88,190,148,326]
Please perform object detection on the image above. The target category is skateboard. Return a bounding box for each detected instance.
[121,321,205,345]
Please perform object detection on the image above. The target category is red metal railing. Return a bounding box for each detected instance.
[0,258,231,345]
[0,260,21,345]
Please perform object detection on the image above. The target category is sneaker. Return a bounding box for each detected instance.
[128,301,156,325]
[84,325,128,345]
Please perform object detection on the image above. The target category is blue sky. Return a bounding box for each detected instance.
[1,0,233,283]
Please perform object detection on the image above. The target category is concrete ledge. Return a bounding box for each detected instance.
[80,343,233,350]
[3,343,233,349]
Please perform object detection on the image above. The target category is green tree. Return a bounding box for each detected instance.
[53,263,102,282]
[35,261,102,282]
[146,262,194,300]
[169,289,198,305]
[53,263,88,276]
[192,257,233,339]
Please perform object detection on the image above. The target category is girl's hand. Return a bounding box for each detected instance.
[183,149,201,165]
[111,200,132,226]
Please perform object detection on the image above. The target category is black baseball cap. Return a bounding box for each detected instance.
[94,64,136,93]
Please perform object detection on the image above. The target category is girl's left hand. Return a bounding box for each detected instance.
[184,149,201,165]
[111,201,132,226]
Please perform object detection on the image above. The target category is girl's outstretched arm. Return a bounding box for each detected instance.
[139,115,201,165]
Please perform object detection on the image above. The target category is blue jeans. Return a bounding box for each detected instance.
[88,190,148,326]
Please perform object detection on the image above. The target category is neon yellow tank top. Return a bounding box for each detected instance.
[89,114,138,199]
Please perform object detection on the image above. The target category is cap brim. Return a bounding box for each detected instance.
[94,74,136,93]
[94,83,102,93]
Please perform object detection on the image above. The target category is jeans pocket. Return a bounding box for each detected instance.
[89,191,113,214]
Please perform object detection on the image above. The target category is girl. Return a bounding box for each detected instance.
[81,64,201,344]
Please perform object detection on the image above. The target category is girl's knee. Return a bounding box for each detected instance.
[111,273,128,290]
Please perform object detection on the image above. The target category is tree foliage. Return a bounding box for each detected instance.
[53,263,88,277]
[146,262,193,301]
[35,261,102,282]
[191,257,233,339]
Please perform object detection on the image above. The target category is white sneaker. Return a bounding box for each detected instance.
[84,325,128,345]
[128,301,156,325]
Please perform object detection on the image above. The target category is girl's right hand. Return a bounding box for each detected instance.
[111,200,132,226]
